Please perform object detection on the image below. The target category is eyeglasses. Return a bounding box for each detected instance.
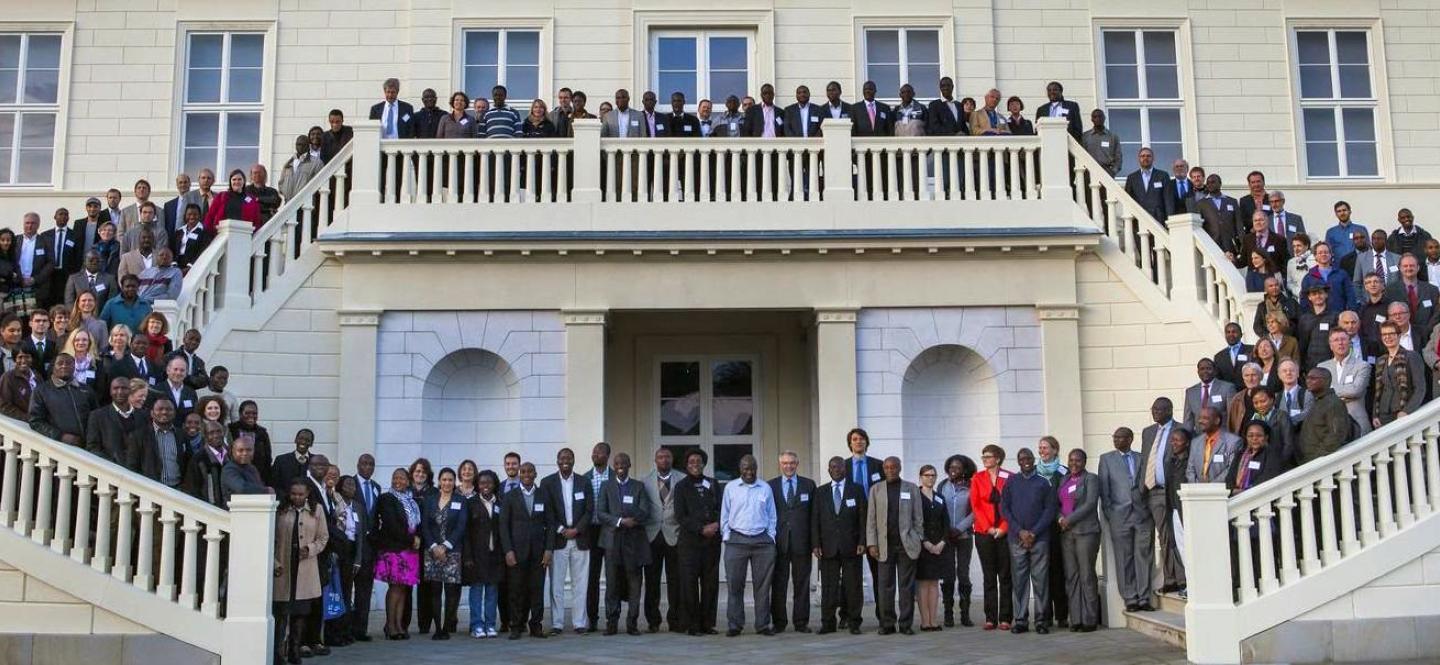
[920,472,937,477]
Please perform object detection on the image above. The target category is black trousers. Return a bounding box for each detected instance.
[818,555,862,630]
[643,534,680,629]
[677,539,720,631]
[770,545,812,629]
[325,544,355,642]
[976,533,1013,624]
[1045,523,1069,624]
[940,536,974,618]
[408,580,434,632]
[606,556,645,628]
[585,528,608,629]
[349,558,375,637]
[507,556,546,632]
[425,581,462,634]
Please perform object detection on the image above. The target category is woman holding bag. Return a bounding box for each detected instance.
[274,478,329,664]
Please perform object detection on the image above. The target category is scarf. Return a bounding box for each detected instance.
[1036,456,1063,478]
[390,489,420,530]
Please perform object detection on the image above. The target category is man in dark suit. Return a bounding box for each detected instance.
[499,461,553,639]
[1386,254,1440,333]
[128,397,189,488]
[660,91,702,138]
[412,88,446,139]
[540,447,592,635]
[1196,174,1241,257]
[1236,170,1271,230]
[581,442,612,633]
[85,377,140,466]
[1137,398,1185,594]
[170,204,212,273]
[783,85,825,138]
[673,448,722,635]
[162,174,192,239]
[158,356,199,423]
[812,455,865,634]
[65,249,117,308]
[819,80,851,124]
[368,78,414,139]
[19,309,58,380]
[105,333,160,387]
[37,207,82,308]
[925,77,965,136]
[1211,322,1254,386]
[1122,147,1173,225]
[768,451,815,633]
[844,428,884,623]
[850,80,892,137]
[269,429,314,495]
[1034,81,1083,140]
[597,453,651,635]
[1239,210,1291,271]
[1388,208,1432,269]
[741,83,786,138]
[321,109,354,163]
[350,454,382,641]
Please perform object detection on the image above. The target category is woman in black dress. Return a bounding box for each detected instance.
[916,464,950,631]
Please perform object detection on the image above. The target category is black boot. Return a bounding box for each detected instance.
[959,598,974,627]
[943,603,954,628]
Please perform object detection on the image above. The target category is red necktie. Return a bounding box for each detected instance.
[1409,283,1419,315]
[867,103,876,129]
[1201,383,1210,405]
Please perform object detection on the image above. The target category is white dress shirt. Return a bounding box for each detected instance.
[18,234,36,278]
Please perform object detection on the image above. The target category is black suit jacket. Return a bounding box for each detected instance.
[36,226,82,278]
[321,126,353,163]
[845,455,885,499]
[1236,195,1271,233]
[18,336,58,380]
[499,486,553,561]
[411,106,446,139]
[170,225,213,272]
[1123,169,1174,224]
[597,477,652,567]
[782,103,826,138]
[1035,99,1083,139]
[162,198,185,237]
[674,474,722,551]
[84,405,139,467]
[128,423,191,485]
[107,354,160,387]
[539,472,592,550]
[849,100,893,136]
[368,100,415,138]
[768,475,815,554]
[660,111,703,139]
[270,451,309,495]
[925,98,965,136]
[811,479,865,558]
[166,349,209,391]
[1198,195,1243,254]
[1212,344,1255,386]
[741,104,787,138]
[155,381,199,422]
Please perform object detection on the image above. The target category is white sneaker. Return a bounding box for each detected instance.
[485,628,498,638]
[470,628,484,639]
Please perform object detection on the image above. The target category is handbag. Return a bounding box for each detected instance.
[320,554,346,620]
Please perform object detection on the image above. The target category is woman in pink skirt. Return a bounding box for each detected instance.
[375,467,423,639]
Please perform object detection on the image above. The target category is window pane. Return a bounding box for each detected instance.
[907,29,940,63]
[712,361,752,397]
[1105,65,1139,99]
[709,71,746,102]
[657,37,697,71]
[1341,107,1375,141]
[504,64,539,100]
[1108,108,1141,166]
[660,361,700,398]
[227,67,262,103]
[908,65,941,97]
[1298,64,1332,99]
[658,72,696,103]
[866,64,900,100]
[1142,31,1177,64]
[0,70,14,104]
[0,36,19,69]
[1338,64,1370,98]
[507,31,539,65]
[18,112,53,149]
[187,70,222,104]
[709,37,747,70]
[0,112,12,182]
[189,34,223,68]
[464,65,498,101]
[226,112,260,147]
[16,148,50,183]
[866,29,899,64]
[23,69,56,104]
[1306,141,1339,177]
[182,148,217,179]
[1149,142,1183,175]
[183,112,219,148]
[1296,32,1330,65]
[0,149,10,183]
[712,361,753,437]
[1345,140,1377,176]
[229,34,264,68]
[1302,107,1337,141]
[224,147,258,177]
[1148,108,1181,143]
[712,444,753,483]
[465,31,499,66]
[1103,31,1137,65]
[1144,64,1179,98]
[1335,31,1368,64]
[660,398,701,436]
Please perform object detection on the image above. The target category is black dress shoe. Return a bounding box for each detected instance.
[1137,603,1156,612]
[585,626,598,634]
[772,625,786,634]
[878,627,895,635]
[353,635,372,643]
[603,626,618,636]
[899,627,915,636]
[817,626,836,635]
[548,628,562,637]
[531,629,548,639]
[758,628,774,636]
[1069,624,1082,632]
[627,627,642,636]
[726,629,741,637]
[647,625,659,634]
[1036,625,1050,635]
[508,631,523,640]
[944,617,954,628]
[1081,625,1098,633]
[1010,624,1029,634]
[312,645,330,656]
[687,629,702,636]
[702,628,719,635]
[1125,603,1139,612]
[794,625,811,633]
[849,626,862,635]
[960,616,974,627]
[1057,619,1068,628]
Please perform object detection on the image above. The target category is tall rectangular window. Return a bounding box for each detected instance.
[0,33,61,185]
[462,29,540,103]
[656,356,758,483]
[181,32,263,178]
[1100,29,1183,171]
[651,31,751,108]
[1295,29,1378,178]
[862,28,941,100]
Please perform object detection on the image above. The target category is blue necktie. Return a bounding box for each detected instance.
[786,478,794,503]
[834,483,842,514]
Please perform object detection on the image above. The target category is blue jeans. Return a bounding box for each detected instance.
[468,584,498,632]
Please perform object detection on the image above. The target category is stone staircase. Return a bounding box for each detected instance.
[1124,592,1187,649]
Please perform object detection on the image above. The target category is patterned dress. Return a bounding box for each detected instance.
[374,490,422,586]
[423,497,463,584]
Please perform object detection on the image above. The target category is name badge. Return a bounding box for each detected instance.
[899,491,911,500]
[1237,354,1248,362]
[182,399,193,407]
[459,118,469,125]
[1247,461,1261,471]
[1100,140,1110,148]
[243,196,254,203]
[701,480,711,489]
[840,114,850,119]
[998,471,1011,479]
[1212,454,1225,463]
[870,472,881,482]
[729,122,738,132]
[1289,409,1302,417]
[76,369,94,381]
[799,493,810,502]
[1067,485,1078,494]
[1376,314,1386,323]
[810,116,819,123]
[1390,265,1399,272]
[1344,374,1355,384]
[1153,182,1163,189]
[630,120,639,127]
[450,501,461,510]
[1319,323,1330,331]
[1288,225,1297,232]
[1226,204,1234,211]
[1262,205,1271,212]
[95,284,106,292]
[35,249,44,256]
[1266,246,1274,252]
[775,117,783,125]
[64,240,74,247]
[845,498,856,507]
[494,505,501,515]
[1211,395,1224,404]
[878,112,887,119]
[535,503,545,512]
[574,491,585,500]
[621,495,634,504]
[1058,107,1069,115]
[401,113,411,122]
[683,126,692,133]
[1425,300,1433,308]
[148,377,157,385]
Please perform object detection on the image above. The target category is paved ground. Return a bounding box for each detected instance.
[335,606,1188,665]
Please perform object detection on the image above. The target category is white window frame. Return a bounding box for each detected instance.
[452,18,552,107]
[633,10,775,107]
[648,29,754,112]
[858,26,942,102]
[171,23,275,182]
[654,354,762,478]
[1091,18,1198,167]
[0,25,71,189]
[1288,26,1385,181]
[459,28,543,104]
[852,16,953,104]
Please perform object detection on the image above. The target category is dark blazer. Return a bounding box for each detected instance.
[321,126,353,163]
[660,111,703,139]
[845,455,885,499]
[673,474,722,551]
[1224,443,1294,494]
[18,336,58,380]
[1198,195,1243,255]
[156,381,199,422]
[166,349,209,391]
[421,491,467,550]
[849,99,893,136]
[1123,169,1174,224]
[374,491,416,553]
[1171,178,1198,217]
[36,226,82,279]
[741,104,787,138]
[1385,279,1440,331]
[767,474,816,554]
[818,101,852,123]
[1034,99,1083,139]
[84,405,139,467]
[811,478,865,558]
[170,225,213,272]
[412,106,446,139]
[498,485,552,561]
[1060,471,1102,535]
[64,270,118,308]
[1212,344,1256,386]
[462,494,503,586]
[368,100,416,138]
[107,354,161,387]
[925,98,966,136]
[162,197,185,237]
[128,423,191,485]
[782,102,826,138]
[1239,232,1291,271]
[539,472,592,550]
[597,477,652,567]
[270,451,309,495]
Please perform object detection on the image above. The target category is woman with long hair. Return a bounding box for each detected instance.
[62,329,103,399]
[421,467,466,639]
[70,291,108,351]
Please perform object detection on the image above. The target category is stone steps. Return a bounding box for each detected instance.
[1158,591,1187,614]
[1125,608,1186,649]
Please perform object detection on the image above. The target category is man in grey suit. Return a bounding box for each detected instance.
[865,456,923,635]
[1196,174,1242,257]
[1097,428,1154,612]
[1319,329,1372,436]
[601,89,646,138]
[641,448,681,633]
[1384,254,1440,331]
[1056,448,1102,631]
[720,455,777,636]
[597,453,652,635]
[1186,407,1242,484]
[1353,228,1400,300]
[1182,358,1238,431]
[1137,397,1185,594]
[768,450,815,633]
[1268,190,1305,239]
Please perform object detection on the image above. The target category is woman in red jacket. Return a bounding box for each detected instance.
[203,169,261,232]
[969,443,1013,630]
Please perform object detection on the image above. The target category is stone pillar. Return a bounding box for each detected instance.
[222,494,277,665]
[349,120,381,207]
[1182,484,1243,664]
[571,119,603,203]
[1036,303,1083,439]
[821,121,854,200]
[564,310,608,448]
[814,308,858,476]
[337,310,380,467]
[1167,212,1202,307]
[219,219,255,312]
[1036,117,1072,201]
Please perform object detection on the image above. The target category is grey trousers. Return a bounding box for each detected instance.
[1146,490,1186,589]
[1062,530,1101,628]
[723,532,775,632]
[1009,539,1049,627]
[1106,511,1155,605]
[876,547,917,630]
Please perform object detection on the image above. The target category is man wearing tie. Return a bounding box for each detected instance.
[1182,358,1238,431]
[1138,398,1185,594]
[368,78,414,139]
[1123,147,1174,225]
[844,428,884,622]
[641,448,681,633]
[349,454,381,641]
[925,77,965,136]
[37,207,81,308]
[813,456,865,634]
[1170,160,1192,213]
[598,453,651,635]
[1097,427,1155,612]
[1268,190,1305,239]
[851,80,892,137]
[20,309,56,380]
[767,450,815,634]
[1033,81,1083,140]
[1384,255,1440,333]
[499,462,554,639]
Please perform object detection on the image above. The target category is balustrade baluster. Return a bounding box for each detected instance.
[1276,494,1299,586]
[158,508,178,600]
[114,490,135,583]
[1256,503,1278,594]
[1298,484,1323,574]
[1140,231,1154,276]
[479,150,493,203]
[948,149,962,200]
[0,438,17,527]
[963,148,977,200]
[1355,459,1379,546]
[1007,147,1020,200]
[1234,512,1257,602]
[15,447,34,536]
[889,148,904,201]
[202,526,223,617]
[1411,436,1431,517]
[1205,266,1220,313]
[93,482,113,572]
[71,473,92,564]
[31,454,53,545]
[1426,428,1440,514]
[1374,450,1396,537]
[1156,247,1172,295]
[1336,466,1359,556]
[559,151,571,202]
[417,149,431,203]
[856,151,871,202]
[52,465,73,555]
[179,517,200,609]
[978,148,992,201]
[135,499,156,591]
[1392,441,1414,528]
[508,151,521,202]
[809,150,821,201]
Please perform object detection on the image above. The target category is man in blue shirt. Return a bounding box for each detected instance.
[99,274,152,335]
[1000,448,1058,635]
[1324,200,1367,261]
[719,455,777,636]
